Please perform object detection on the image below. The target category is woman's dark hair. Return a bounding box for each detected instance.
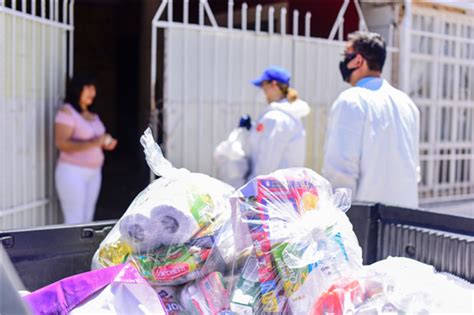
[348,31,387,72]
[65,73,97,113]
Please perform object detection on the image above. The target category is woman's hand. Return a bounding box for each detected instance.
[92,134,107,147]
[102,134,118,151]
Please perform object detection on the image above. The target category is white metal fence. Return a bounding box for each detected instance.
[403,5,474,203]
[152,0,394,177]
[0,1,74,230]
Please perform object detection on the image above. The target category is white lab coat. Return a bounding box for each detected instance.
[248,99,310,180]
[323,77,420,208]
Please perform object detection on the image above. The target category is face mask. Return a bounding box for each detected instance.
[339,53,358,83]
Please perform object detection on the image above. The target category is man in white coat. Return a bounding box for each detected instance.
[323,32,420,208]
[248,66,310,180]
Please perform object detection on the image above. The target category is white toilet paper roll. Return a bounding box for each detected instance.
[119,213,162,253]
[150,204,200,246]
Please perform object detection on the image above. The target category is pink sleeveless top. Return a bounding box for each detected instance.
[55,104,106,169]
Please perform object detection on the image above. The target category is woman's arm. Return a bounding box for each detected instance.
[55,122,105,153]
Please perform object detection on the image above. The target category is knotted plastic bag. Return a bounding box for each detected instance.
[228,168,363,314]
[92,128,235,286]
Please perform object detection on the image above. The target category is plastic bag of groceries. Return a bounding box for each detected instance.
[225,168,363,314]
[213,126,250,189]
[92,128,236,286]
[310,257,474,314]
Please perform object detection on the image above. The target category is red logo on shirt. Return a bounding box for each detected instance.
[256,123,264,132]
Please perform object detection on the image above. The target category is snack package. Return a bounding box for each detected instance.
[229,168,363,314]
[92,128,235,286]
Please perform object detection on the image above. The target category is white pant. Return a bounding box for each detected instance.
[55,162,102,224]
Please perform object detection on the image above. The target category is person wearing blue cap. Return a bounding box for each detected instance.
[247,66,310,180]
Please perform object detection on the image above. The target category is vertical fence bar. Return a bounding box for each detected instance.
[183,0,189,24]
[68,0,74,78]
[0,0,5,228]
[62,0,67,24]
[48,0,55,223]
[167,0,173,22]
[401,0,412,94]
[12,0,18,224]
[241,3,247,31]
[32,0,39,225]
[255,4,261,33]
[54,0,59,22]
[40,0,46,223]
[227,0,233,29]
[305,12,311,38]
[41,0,45,19]
[292,10,299,37]
[199,0,204,26]
[269,6,274,35]
[281,7,286,35]
[22,0,28,225]
[150,24,157,181]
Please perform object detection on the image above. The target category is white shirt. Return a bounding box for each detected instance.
[248,99,310,180]
[323,77,420,208]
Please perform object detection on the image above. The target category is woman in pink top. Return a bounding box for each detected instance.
[55,74,117,224]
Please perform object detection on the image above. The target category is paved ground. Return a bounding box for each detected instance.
[420,199,474,219]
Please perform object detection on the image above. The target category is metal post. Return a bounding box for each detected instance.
[54,0,59,22]
[269,6,274,35]
[167,0,173,22]
[305,12,311,38]
[0,0,5,226]
[183,0,189,24]
[12,0,17,219]
[241,3,247,31]
[68,0,74,78]
[255,4,261,33]
[22,0,28,224]
[32,0,39,225]
[281,8,286,35]
[401,0,412,93]
[199,0,204,26]
[62,0,67,23]
[227,0,233,29]
[40,2,46,224]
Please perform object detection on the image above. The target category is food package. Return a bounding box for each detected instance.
[228,168,363,314]
[92,128,235,286]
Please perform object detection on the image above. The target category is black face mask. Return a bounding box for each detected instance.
[339,53,358,83]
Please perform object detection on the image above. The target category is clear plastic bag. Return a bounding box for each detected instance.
[214,127,250,188]
[228,168,363,314]
[310,257,474,314]
[92,128,235,286]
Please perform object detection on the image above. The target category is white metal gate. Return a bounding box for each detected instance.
[151,0,394,177]
[402,4,474,203]
[0,1,74,230]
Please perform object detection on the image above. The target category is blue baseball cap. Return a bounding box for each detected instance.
[251,66,291,86]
